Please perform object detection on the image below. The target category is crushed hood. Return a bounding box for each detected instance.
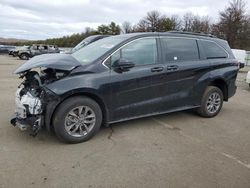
[14,54,81,74]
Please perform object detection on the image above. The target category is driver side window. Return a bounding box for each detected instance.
[111,38,157,67]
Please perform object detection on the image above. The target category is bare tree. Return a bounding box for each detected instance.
[212,0,248,48]
[238,16,250,49]
[182,13,211,33]
[183,12,194,31]
[170,15,182,30]
[191,16,211,33]
[134,10,162,32]
[135,19,149,32]
[145,10,162,31]
[122,21,132,33]
[135,11,182,32]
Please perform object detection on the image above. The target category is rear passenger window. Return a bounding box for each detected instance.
[162,38,199,62]
[200,40,228,59]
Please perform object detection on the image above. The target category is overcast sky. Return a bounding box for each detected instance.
[0,0,249,40]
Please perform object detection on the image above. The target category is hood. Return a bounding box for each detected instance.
[15,53,81,74]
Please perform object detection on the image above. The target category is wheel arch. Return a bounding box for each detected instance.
[19,52,30,59]
[208,78,228,101]
[46,91,109,132]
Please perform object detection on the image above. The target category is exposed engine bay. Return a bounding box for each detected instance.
[11,68,68,136]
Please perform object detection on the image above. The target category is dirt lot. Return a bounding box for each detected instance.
[0,55,250,188]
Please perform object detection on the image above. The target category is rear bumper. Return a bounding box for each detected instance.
[228,79,237,99]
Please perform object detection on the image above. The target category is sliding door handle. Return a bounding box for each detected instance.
[151,67,164,72]
[167,65,179,71]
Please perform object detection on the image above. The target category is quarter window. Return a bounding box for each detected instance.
[162,38,199,62]
[200,40,228,59]
[111,38,157,66]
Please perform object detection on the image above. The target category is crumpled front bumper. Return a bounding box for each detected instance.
[10,88,44,136]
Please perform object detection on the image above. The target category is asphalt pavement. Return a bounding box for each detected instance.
[0,55,249,188]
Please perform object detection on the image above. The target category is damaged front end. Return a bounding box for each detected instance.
[12,86,43,135]
[11,54,81,136]
[10,68,69,136]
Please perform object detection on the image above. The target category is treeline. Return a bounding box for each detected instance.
[15,0,250,50]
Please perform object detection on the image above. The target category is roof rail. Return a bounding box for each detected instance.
[168,31,217,38]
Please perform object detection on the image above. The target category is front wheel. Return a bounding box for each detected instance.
[19,53,29,60]
[53,96,102,143]
[197,86,223,118]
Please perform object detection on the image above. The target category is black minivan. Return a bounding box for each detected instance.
[11,32,239,143]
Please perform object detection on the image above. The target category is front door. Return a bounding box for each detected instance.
[109,37,163,122]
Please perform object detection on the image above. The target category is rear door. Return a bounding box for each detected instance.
[159,37,211,110]
[48,46,54,53]
[38,45,49,55]
[30,45,39,56]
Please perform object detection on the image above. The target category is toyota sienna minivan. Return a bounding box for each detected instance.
[11,32,239,143]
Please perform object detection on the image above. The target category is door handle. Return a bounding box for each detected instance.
[151,67,164,72]
[166,65,179,71]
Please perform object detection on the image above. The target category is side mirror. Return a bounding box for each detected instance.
[113,59,135,72]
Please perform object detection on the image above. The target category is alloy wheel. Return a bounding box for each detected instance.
[206,92,221,114]
[64,106,96,137]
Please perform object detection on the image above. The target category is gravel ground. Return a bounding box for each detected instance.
[0,55,249,188]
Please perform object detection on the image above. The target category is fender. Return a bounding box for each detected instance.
[43,64,112,132]
[44,88,110,132]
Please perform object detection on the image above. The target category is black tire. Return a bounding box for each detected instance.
[19,53,29,60]
[197,86,223,118]
[53,96,102,143]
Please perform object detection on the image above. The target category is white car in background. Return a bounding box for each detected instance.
[246,71,250,87]
[231,49,249,87]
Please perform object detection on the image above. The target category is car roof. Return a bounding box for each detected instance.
[116,31,223,42]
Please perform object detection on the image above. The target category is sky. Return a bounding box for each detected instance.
[0,0,249,40]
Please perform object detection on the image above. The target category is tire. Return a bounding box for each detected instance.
[19,53,29,60]
[197,86,223,118]
[53,96,102,143]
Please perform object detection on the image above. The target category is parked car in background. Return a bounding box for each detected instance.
[246,71,250,87]
[0,45,15,54]
[68,35,110,53]
[232,49,247,65]
[18,44,60,60]
[9,46,30,57]
[11,32,239,143]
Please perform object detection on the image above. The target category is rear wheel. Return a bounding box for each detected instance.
[197,86,223,118]
[53,96,102,143]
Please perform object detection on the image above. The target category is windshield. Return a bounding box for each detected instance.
[72,36,99,53]
[72,36,127,64]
